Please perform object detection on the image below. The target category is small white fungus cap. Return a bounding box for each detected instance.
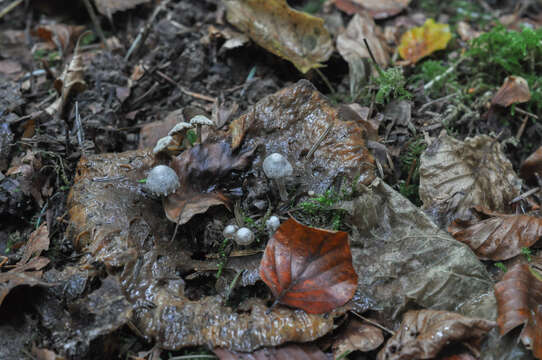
[153,135,175,154]
[265,216,280,234]
[234,227,255,246]
[190,115,214,126]
[145,165,180,197]
[262,153,293,179]
[223,224,238,239]
[168,122,193,136]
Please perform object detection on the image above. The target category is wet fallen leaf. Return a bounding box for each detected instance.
[94,0,151,17]
[398,19,452,64]
[333,319,384,356]
[164,141,255,225]
[0,60,23,78]
[138,109,183,149]
[229,80,375,194]
[333,0,411,19]
[259,218,358,314]
[225,0,333,73]
[214,343,327,360]
[18,223,49,265]
[0,223,51,306]
[456,21,481,42]
[68,149,337,351]
[419,134,521,227]
[337,13,390,95]
[340,178,496,323]
[492,76,531,107]
[34,24,85,52]
[378,310,496,360]
[448,211,542,260]
[520,146,542,184]
[494,264,542,359]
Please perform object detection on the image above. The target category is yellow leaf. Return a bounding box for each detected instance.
[225,0,333,73]
[398,19,452,64]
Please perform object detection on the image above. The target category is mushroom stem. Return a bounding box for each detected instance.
[275,179,288,201]
[196,125,202,143]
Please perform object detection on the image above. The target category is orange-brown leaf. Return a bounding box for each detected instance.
[259,218,358,314]
[398,19,452,64]
[378,310,495,360]
[448,213,542,260]
[494,264,542,359]
[491,76,531,107]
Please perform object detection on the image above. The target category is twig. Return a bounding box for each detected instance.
[424,57,465,91]
[314,68,336,94]
[509,187,540,205]
[224,269,244,301]
[82,0,109,50]
[516,115,529,141]
[154,70,216,102]
[0,0,23,19]
[363,38,384,77]
[125,0,171,61]
[418,93,459,113]
[305,121,334,160]
[515,107,538,120]
[351,311,395,335]
[405,157,417,187]
[74,101,86,156]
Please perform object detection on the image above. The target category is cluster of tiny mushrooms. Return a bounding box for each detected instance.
[144,115,292,245]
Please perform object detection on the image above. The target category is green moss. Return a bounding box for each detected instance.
[410,59,459,96]
[374,67,412,104]
[466,25,542,113]
[397,138,427,206]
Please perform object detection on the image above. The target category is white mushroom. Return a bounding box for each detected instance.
[153,135,176,155]
[265,215,280,235]
[145,165,180,197]
[189,115,214,143]
[234,227,254,246]
[168,121,193,136]
[262,153,293,201]
[223,224,239,239]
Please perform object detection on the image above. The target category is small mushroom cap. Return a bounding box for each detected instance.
[145,165,180,197]
[190,115,214,126]
[265,216,280,234]
[153,135,176,154]
[262,153,293,179]
[168,122,193,136]
[223,224,239,239]
[234,227,255,246]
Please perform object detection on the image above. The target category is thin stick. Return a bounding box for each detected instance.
[305,121,334,160]
[516,115,529,141]
[418,93,459,113]
[82,0,109,50]
[509,187,540,205]
[314,68,335,94]
[424,57,465,91]
[515,107,539,120]
[351,311,395,335]
[0,0,23,19]
[405,157,417,187]
[125,0,171,61]
[155,70,216,102]
[363,38,384,77]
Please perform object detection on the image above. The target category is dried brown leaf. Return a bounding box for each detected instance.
[334,0,411,19]
[448,212,542,260]
[333,319,384,356]
[225,0,333,73]
[519,146,542,184]
[492,76,531,107]
[494,264,542,359]
[34,24,85,51]
[378,310,495,360]
[164,141,255,224]
[18,223,49,266]
[419,134,521,226]
[259,218,358,314]
[214,343,327,360]
[0,271,49,306]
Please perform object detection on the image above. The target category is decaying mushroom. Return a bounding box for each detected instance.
[190,115,214,143]
[145,165,180,197]
[263,153,293,201]
[153,121,194,156]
